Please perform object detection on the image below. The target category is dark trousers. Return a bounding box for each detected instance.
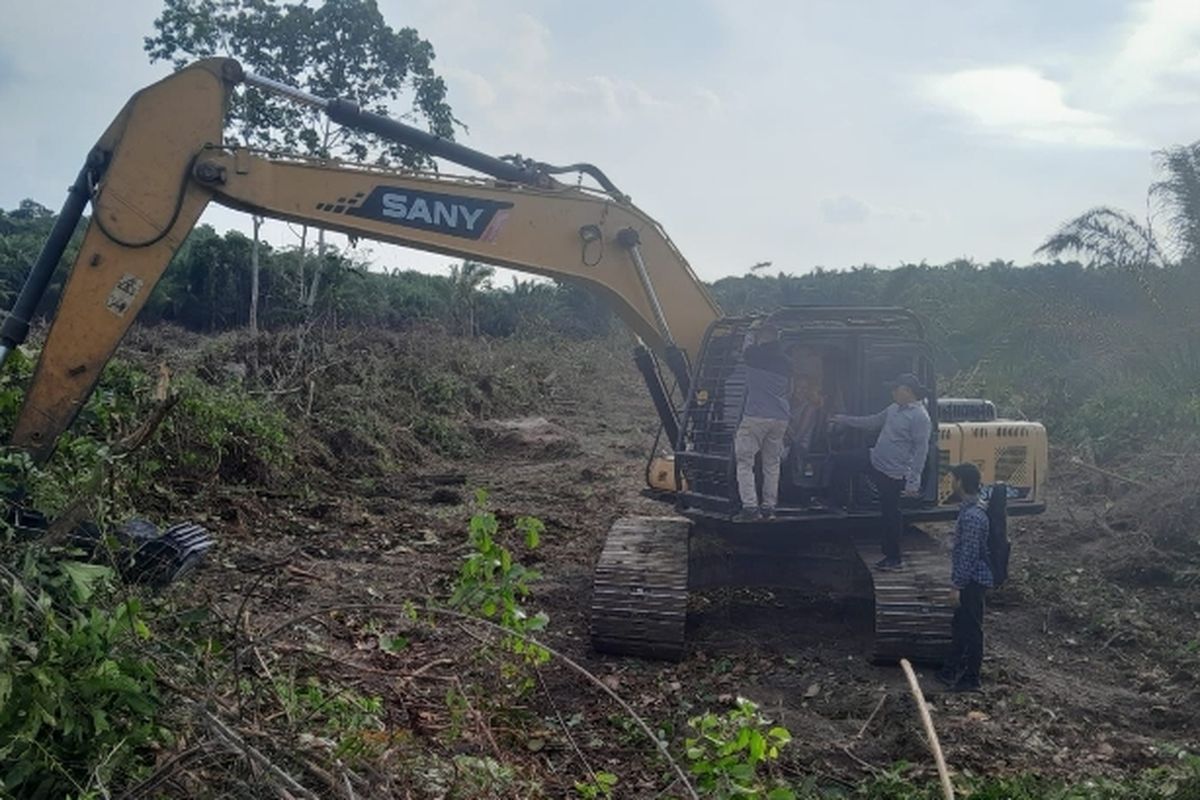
[833,448,904,560]
[948,582,986,681]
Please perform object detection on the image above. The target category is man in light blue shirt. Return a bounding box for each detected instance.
[830,373,932,570]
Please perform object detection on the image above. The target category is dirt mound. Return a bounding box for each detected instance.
[471,416,579,458]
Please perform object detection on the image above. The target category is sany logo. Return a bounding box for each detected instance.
[326,186,514,241]
[381,193,487,232]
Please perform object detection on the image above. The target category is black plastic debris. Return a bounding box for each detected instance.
[125,522,214,587]
[7,505,49,540]
[4,503,214,588]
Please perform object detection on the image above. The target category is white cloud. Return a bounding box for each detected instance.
[406,1,721,137]
[1112,0,1200,106]
[921,66,1136,148]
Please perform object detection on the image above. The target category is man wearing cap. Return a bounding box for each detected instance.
[829,373,932,569]
[938,462,994,692]
[733,323,792,521]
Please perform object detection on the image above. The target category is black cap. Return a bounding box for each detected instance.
[950,463,982,493]
[886,372,927,398]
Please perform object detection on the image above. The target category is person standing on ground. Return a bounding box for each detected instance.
[829,373,932,569]
[733,323,792,521]
[938,463,994,692]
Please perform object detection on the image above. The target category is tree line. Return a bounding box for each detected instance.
[0,201,613,339]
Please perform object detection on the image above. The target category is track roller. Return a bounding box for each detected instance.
[590,516,690,661]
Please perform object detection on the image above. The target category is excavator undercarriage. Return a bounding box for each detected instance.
[590,516,956,664]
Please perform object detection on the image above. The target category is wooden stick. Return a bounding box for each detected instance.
[856,693,887,739]
[899,659,954,800]
[198,707,319,800]
[1068,456,1149,489]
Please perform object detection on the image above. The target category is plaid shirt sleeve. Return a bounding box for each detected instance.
[952,508,989,589]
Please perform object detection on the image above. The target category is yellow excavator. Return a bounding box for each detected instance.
[1,59,1048,662]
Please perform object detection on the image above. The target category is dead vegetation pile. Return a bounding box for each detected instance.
[121,323,633,483]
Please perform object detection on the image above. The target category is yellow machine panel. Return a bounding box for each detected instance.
[938,420,1047,509]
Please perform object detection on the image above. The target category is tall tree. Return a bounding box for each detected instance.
[145,0,458,314]
[448,261,494,337]
[249,215,262,333]
[1150,140,1200,265]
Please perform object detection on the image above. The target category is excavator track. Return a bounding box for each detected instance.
[590,516,691,661]
[855,530,955,664]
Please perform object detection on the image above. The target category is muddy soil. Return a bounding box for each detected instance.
[172,338,1199,794]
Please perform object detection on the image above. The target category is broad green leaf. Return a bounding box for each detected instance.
[749,732,766,763]
[380,635,409,653]
[60,561,114,603]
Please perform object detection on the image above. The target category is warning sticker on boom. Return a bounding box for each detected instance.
[106,274,145,318]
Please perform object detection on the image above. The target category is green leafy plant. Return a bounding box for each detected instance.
[0,551,162,797]
[684,698,794,800]
[274,674,386,764]
[450,490,549,664]
[574,770,618,798]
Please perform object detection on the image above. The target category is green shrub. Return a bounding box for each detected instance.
[450,491,548,664]
[683,698,794,800]
[0,550,162,798]
[1067,379,1200,460]
[158,375,289,483]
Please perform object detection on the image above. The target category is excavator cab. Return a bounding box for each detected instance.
[671,307,941,519]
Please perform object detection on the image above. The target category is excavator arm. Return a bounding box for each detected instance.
[2,58,720,462]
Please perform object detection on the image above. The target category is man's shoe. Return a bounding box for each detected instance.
[733,508,762,523]
[761,506,777,520]
[873,557,903,571]
[949,677,983,693]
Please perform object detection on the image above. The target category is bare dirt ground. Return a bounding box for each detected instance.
[161,333,1199,796]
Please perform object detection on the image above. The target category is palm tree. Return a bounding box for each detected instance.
[1037,140,1200,397]
[448,260,495,336]
[1149,141,1200,264]
[1035,206,1163,273]
[1036,139,1200,272]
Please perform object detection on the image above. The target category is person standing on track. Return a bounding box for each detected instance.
[733,323,792,521]
[938,463,994,693]
[829,373,932,570]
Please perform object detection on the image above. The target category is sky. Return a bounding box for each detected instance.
[2,0,1199,282]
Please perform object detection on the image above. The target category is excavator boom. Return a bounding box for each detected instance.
[2,58,720,461]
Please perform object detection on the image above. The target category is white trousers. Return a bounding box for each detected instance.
[734,416,788,509]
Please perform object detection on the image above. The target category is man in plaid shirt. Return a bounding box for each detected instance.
[938,463,994,692]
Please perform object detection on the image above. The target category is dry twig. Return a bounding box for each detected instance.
[248,602,700,800]
[198,707,319,800]
[856,693,887,739]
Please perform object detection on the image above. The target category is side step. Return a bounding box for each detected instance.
[590,516,690,661]
[855,531,955,664]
